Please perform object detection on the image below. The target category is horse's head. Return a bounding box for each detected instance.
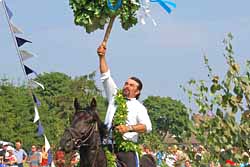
[60,98,104,153]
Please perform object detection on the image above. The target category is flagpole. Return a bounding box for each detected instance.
[1,0,30,82]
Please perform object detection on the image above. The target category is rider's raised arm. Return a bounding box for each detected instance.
[97,43,117,102]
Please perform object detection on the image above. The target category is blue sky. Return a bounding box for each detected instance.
[1,0,250,107]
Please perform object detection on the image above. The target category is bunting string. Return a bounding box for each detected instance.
[1,0,29,82]
[0,0,51,153]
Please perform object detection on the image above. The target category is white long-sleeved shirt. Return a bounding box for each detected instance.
[101,70,152,142]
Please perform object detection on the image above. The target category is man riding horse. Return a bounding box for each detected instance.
[97,42,152,167]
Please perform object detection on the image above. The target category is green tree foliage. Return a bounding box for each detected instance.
[139,131,165,151]
[0,80,41,149]
[0,71,107,150]
[143,96,192,143]
[69,0,139,33]
[182,33,250,164]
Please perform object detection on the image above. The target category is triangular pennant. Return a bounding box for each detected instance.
[32,93,41,107]
[30,80,45,90]
[16,37,31,47]
[24,65,38,76]
[51,161,56,167]
[33,105,40,123]
[20,50,34,61]
[10,22,23,34]
[4,1,13,19]
[44,135,51,152]
[37,121,44,137]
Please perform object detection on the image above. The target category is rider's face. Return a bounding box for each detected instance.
[122,78,140,99]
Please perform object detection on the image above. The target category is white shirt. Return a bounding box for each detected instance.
[101,70,152,142]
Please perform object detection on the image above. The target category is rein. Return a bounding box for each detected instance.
[67,121,97,148]
[67,121,102,167]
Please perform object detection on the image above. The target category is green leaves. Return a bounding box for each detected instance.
[0,71,107,150]
[182,33,250,164]
[143,96,192,143]
[113,90,140,153]
[69,0,140,33]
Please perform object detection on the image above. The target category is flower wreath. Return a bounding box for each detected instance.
[105,89,141,167]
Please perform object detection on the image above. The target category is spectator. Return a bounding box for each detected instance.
[0,143,9,164]
[184,159,191,167]
[55,147,65,167]
[40,146,48,167]
[14,140,27,167]
[28,145,41,167]
[156,150,164,166]
[5,146,17,167]
[70,152,80,167]
[240,152,250,167]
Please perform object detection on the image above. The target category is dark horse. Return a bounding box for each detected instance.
[60,98,156,167]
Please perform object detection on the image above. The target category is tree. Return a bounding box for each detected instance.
[0,81,40,149]
[182,33,250,164]
[34,71,107,144]
[143,96,192,143]
[0,71,108,150]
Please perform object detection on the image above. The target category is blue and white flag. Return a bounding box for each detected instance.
[37,121,44,136]
[16,37,31,47]
[10,22,23,34]
[32,93,41,107]
[20,50,34,61]
[24,65,38,76]
[29,80,45,90]
[33,105,40,123]
[44,135,51,152]
[3,1,13,19]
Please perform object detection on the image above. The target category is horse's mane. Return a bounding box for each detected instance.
[90,109,107,142]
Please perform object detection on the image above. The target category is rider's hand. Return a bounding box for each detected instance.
[97,42,106,57]
[115,125,129,134]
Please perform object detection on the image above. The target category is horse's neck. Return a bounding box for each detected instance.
[79,132,107,167]
[80,145,106,167]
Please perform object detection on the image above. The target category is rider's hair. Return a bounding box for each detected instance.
[129,76,143,99]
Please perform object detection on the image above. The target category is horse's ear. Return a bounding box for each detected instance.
[90,98,97,108]
[74,98,80,111]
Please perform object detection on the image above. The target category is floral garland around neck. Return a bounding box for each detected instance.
[105,89,141,167]
[113,89,141,153]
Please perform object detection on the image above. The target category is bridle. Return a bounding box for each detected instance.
[66,117,101,167]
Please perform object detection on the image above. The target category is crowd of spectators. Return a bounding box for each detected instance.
[0,141,79,167]
[141,144,250,167]
[1,140,249,167]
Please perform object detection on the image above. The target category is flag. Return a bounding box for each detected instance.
[51,162,56,167]
[24,65,38,76]
[37,121,44,136]
[20,50,34,61]
[32,93,41,107]
[16,37,31,47]
[29,80,45,90]
[44,135,51,152]
[10,22,23,34]
[4,1,13,19]
[33,105,40,123]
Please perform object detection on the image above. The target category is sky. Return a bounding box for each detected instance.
[1,0,250,108]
